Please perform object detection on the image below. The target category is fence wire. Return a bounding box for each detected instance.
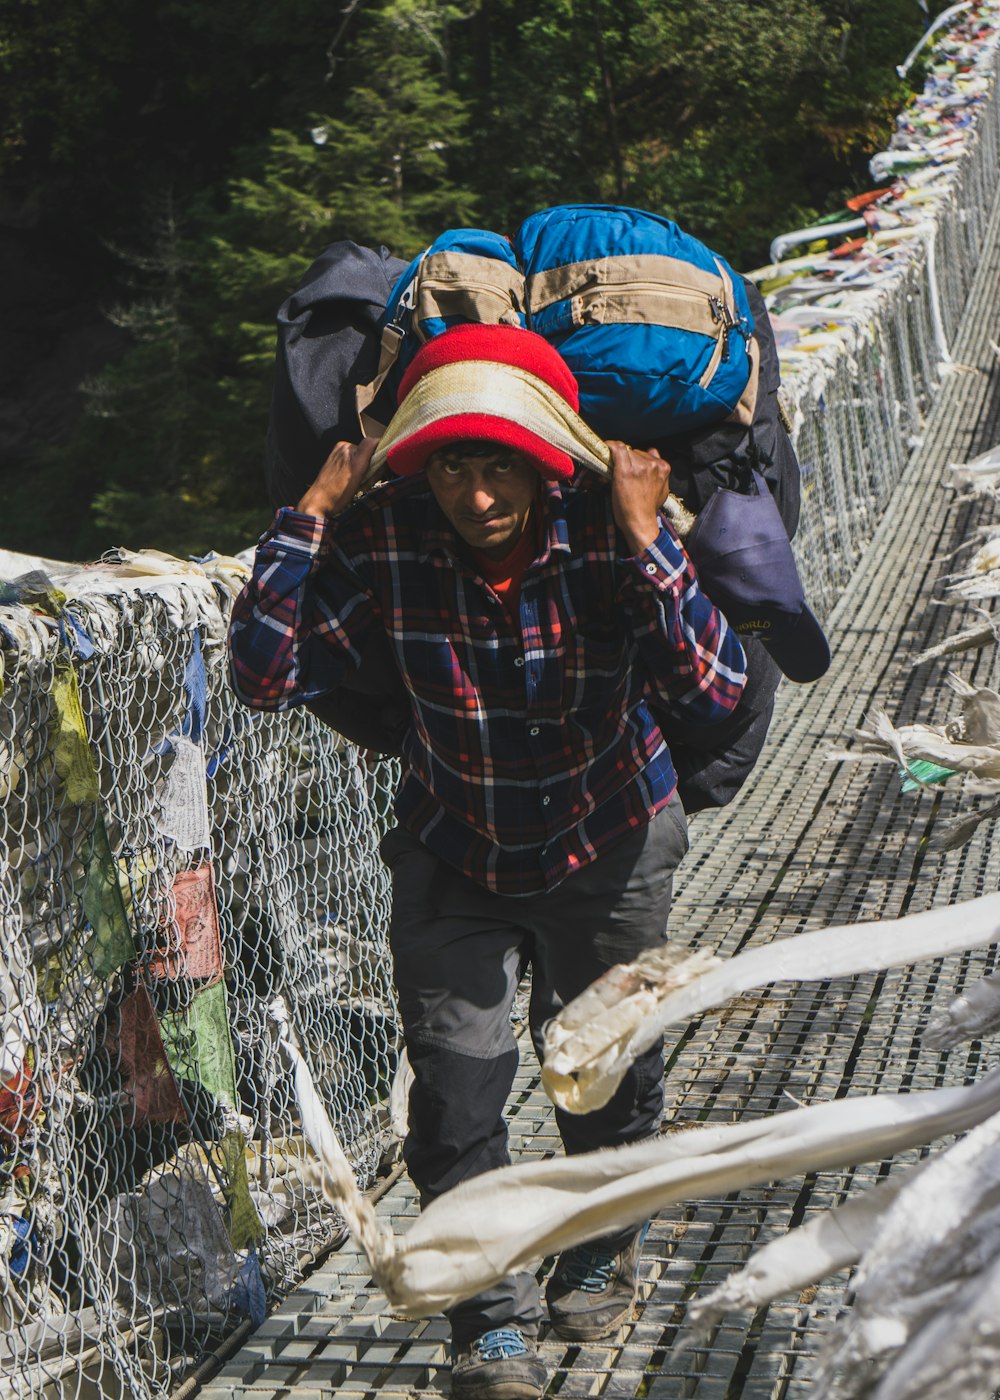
[0,587,399,1399]
[1,13,999,1399]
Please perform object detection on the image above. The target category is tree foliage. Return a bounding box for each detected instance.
[0,0,952,561]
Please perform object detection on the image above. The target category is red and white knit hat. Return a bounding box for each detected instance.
[368,323,611,482]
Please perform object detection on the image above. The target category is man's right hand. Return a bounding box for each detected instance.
[607,441,672,556]
[296,437,381,518]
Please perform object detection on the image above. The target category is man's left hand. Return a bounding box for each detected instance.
[296,437,381,519]
[607,442,671,556]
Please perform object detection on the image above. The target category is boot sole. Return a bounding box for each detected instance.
[452,1381,546,1400]
[547,1300,636,1343]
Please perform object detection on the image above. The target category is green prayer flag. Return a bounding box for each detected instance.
[899,759,958,794]
[159,984,264,1246]
[83,811,135,977]
[221,1129,265,1247]
[160,981,238,1110]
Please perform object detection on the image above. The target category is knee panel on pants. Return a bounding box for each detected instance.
[404,1040,519,1202]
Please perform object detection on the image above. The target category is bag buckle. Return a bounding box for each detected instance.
[708,295,739,361]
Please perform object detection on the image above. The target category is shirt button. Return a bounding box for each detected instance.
[529,726,540,736]
[644,562,658,575]
[514,657,525,668]
[541,795,551,806]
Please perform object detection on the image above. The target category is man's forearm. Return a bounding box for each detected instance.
[228,439,381,710]
[623,526,747,723]
[228,509,347,710]
[296,437,380,517]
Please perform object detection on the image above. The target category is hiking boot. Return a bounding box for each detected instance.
[545,1223,649,1342]
[450,1326,548,1400]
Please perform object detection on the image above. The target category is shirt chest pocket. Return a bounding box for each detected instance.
[400,635,488,713]
[561,623,628,702]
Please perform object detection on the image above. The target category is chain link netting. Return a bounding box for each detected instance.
[1,579,399,1398]
[1,12,999,1398]
[775,60,1000,621]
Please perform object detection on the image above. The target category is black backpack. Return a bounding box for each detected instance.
[265,244,799,811]
[266,241,408,509]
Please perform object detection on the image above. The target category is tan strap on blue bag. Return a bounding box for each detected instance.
[356,251,525,437]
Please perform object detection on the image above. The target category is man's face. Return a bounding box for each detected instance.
[425,443,539,559]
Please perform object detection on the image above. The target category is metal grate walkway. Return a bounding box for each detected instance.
[196,185,1000,1400]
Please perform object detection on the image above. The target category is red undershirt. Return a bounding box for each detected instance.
[469,509,540,623]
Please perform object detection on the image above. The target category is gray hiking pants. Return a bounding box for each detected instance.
[380,793,689,1347]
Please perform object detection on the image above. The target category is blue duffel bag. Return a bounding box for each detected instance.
[362,205,759,446]
[515,203,758,442]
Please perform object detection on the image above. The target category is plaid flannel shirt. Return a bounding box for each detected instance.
[229,474,746,895]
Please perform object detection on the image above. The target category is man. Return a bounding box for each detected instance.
[229,324,746,1400]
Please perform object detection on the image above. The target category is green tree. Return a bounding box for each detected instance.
[448,0,638,229]
[0,0,960,562]
[451,0,948,266]
[0,0,339,230]
[21,0,476,561]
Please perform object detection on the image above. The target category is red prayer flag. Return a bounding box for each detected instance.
[148,864,224,984]
[104,983,187,1125]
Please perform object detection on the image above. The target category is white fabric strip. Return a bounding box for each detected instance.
[542,891,1000,1113]
[377,1066,1000,1317]
[155,735,212,853]
[269,998,391,1267]
[273,994,1000,1323]
[815,1111,1000,1398]
[0,951,35,1082]
[925,966,1000,1046]
[682,1167,916,1341]
[369,360,612,476]
[864,1254,1000,1400]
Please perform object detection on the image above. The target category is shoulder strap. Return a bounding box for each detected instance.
[724,334,760,427]
[356,323,407,437]
[355,247,526,437]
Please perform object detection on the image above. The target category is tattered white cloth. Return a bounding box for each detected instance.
[1,950,36,1082]
[278,1024,1000,1319]
[376,1071,1000,1318]
[541,891,1000,1114]
[684,1104,1000,1400]
[155,734,212,853]
[271,941,1000,1325]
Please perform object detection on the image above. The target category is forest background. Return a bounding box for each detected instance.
[0,0,954,563]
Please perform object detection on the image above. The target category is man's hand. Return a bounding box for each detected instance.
[296,437,381,518]
[607,442,671,556]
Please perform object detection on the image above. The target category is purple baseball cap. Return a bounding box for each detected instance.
[685,471,831,684]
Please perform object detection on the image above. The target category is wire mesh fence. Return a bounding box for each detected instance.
[0,581,400,1398]
[1,13,999,1399]
[776,60,1000,621]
